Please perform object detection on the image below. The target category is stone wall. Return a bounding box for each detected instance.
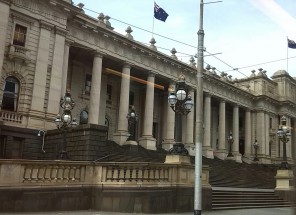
[0,159,212,213]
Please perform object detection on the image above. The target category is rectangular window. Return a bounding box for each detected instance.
[269,118,272,129]
[107,84,112,100]
[129,92,134,106]
[13,24,27,47]
[84,74,92,94]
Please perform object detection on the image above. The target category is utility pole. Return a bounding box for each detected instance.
[194,0,204,214]
[194,1,221,214]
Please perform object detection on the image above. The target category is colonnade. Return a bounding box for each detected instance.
[61,46,294,164]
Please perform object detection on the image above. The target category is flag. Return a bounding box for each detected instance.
[288,38,296,49]
[154,2,169,22]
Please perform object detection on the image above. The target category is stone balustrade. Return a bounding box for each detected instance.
[0,110,23,123]
[0,160,210,187]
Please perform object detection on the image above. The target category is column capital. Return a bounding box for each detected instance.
[123,61,133,69]
[55,26,68,37]
[93,50,106,58]
[204,92,212,98]
[39,20,54,31]
[148,71,157,77]
[65,38,75,46]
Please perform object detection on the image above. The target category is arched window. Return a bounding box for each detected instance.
[2,77,19,112]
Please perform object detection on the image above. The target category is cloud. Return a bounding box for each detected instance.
[249,0,296,37]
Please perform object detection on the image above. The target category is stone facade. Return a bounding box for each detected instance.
[0,0,296,166]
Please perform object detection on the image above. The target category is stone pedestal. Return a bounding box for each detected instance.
[275,169,294,190]
[164,154,191,164]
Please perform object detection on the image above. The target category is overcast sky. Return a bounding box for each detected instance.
[72,0,296,79]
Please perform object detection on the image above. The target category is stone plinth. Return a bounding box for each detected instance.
[275,169,294,190]
[164,154,191,164]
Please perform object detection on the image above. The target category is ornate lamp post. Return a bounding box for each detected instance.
[277,116,290,169]
[253,139,259,161]
[168,73,194,155]
[127,106,137,141]
[55,90,77,160]
[227,131,234,157]
[37,130,46,153]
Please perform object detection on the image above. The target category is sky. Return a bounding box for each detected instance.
[72,0,296,79]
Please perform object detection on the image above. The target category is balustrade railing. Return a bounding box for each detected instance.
[0,160,209,187]
[0,110,23,123]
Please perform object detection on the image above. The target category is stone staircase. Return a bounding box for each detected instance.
[212,188,294,210]
[94,142,295,210]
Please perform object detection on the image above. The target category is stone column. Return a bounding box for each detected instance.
[88,53,103,125]
[113,63,131,145]
[287,116,292,159]
[162,82,176,151]
[233,105,241,162]
[203,93,213,158]
[139,72,156,150]
[99,75,107,125]
[211,107,218,151]
[47,29,66,115]
[216,100,227,159]
[61,40,71,97]
[265,113,270,162]
[244,109,252,159]
[0,1,9,80]
[256,111,265,160]
[185,89,195,156]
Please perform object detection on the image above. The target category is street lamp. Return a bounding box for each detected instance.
[253,139,259,161]
[227,131,234,157]
[37,130,46,153]
[168,73,194,115]
[168,73,194,155]
[127,106,137,141]
[277,116,290,169]
[55,89,77,159]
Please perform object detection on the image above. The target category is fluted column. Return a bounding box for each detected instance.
[162,82,176,151]
[244,110,252,158]
[233,105,241,162]
[139,72,156,150]
[203,93,213,158]
[0,1,9,80]
[88,53,103,125]
[216,100,227,159]
[113,63,131,145]
[185,89,195,156]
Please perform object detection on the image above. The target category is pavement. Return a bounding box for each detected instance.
[1,207,295,215]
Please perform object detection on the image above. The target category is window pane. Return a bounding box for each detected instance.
[13,24,27,47]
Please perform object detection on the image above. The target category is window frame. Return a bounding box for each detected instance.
[1,76,20,112]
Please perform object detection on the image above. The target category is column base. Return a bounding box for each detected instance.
[215,149,228,160]
[162,139,175,151]
[138,136,156,151]
[185,143,195,156]
[275,169,294,190]
[234,152,242,163]
[164,154,191,164]
[202,146,214,159]
[113,131,129,145]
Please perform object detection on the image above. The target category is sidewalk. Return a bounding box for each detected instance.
[1,207,294,215]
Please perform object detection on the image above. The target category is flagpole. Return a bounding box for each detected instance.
[287,36,289,72]
[152,1,155,38]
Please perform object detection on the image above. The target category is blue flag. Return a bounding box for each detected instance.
[154,2,168,22]
[288,38,296,49]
